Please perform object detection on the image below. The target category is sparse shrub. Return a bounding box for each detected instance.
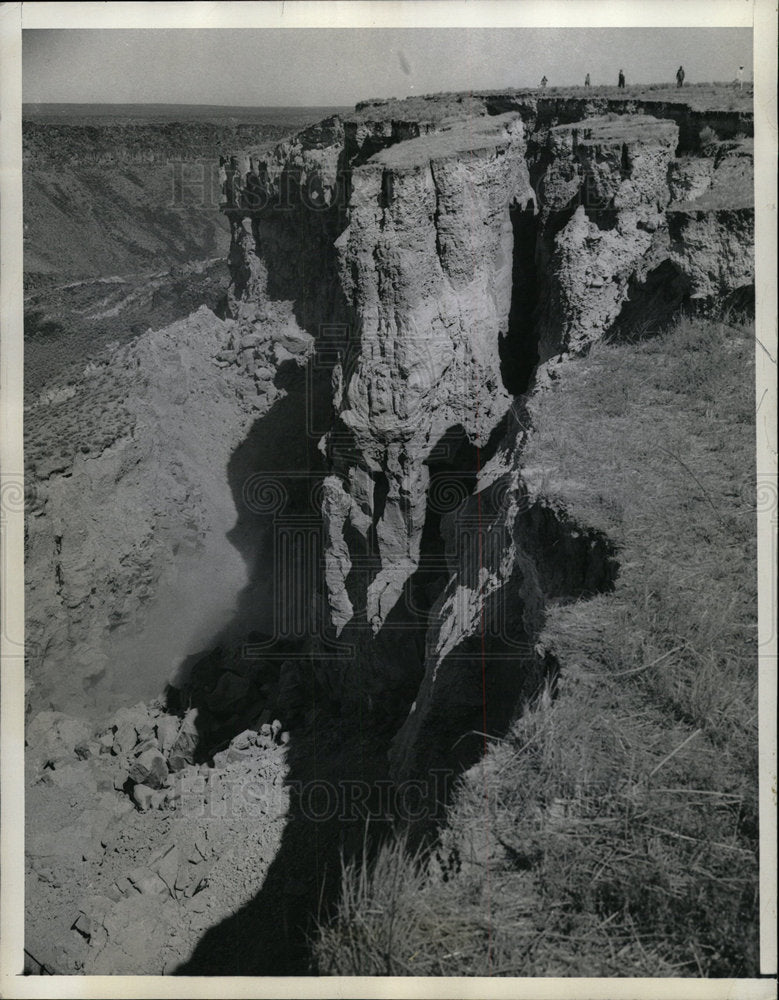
[698,125,718,151]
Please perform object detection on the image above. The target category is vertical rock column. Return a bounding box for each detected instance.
[534,115,679,359]
[321,115,535,637]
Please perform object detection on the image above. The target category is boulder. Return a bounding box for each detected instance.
[254,708,272,729]
[36,456,71,479]
[73,895,113,942]
[112,877,134,898]
[112,797,134,818]
[214,745,254,767]
[112,704,152,732]
[189,893,209,913]
[273,343,296,366]
[131,784,155,811]
[135,723,156,744]
[277,327,314,356]
[149,790,169,810]
[239,332,264,351]
[99,731,116,754]
[72,912,92,940]
[155,714,180,755]
[82,839,105,863]
[113,722,138,755]
[167,708,200,772]
[129,749,167,789]
[126,867,168,897]
[230,729,257,751]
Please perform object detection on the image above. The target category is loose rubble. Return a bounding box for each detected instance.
[26,688,292,974]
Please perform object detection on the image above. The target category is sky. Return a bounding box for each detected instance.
[22,27,753,107]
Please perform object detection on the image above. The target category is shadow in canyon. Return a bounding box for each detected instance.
[170,351,416,973]
[170,200,620,973]
[171,385,618,975]
[501,202,540,394]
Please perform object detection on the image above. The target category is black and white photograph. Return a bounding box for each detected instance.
[0,1,776,993]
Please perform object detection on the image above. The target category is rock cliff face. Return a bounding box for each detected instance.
[667,140,755,302]
[325,114,532,633]
[531,115,678,360]
[24,298,315,715]
[223,92,754,778]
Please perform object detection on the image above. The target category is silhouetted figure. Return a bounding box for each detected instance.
[584,73,591,87]
[737,65,744,90]
[618,69,626,89]
[540,75,548,90]
[676,65,685,88]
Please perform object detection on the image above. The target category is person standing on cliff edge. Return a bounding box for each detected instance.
[618,69,626,89]
[540,75,548,89]
[676,65,685,88]
[585,73,591,87]
[737,65,745,90]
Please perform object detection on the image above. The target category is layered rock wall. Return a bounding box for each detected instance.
[223,92,754,777]
[532,115,678,360]
[325,114,532,633]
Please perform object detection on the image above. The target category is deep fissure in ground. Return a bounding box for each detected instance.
[154,202,634,972]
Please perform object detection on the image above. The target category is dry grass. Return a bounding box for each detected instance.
[315,312,758,977]
[354,82,754,120]
[530,82,753,111]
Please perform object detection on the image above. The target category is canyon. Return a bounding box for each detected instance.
[221,89,754,779]
[23,87,756,975]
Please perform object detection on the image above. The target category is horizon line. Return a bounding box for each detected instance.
[22,100,355,109]
[21,80,750,109]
